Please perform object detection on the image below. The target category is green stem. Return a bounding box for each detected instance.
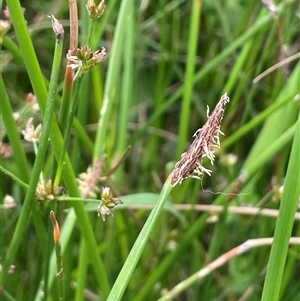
[93,0,131,162]
[116,3,134,181]
[177,0,202,158]
[107,176,173,301]
[261,112,300,300]
[5,0,110,296]
[57,196,99,203]
[0,165,29,189]
[0,28,64,285]
[75,239,89,301]
[0,77,31,182]
[55,77,82,187]
[86,18,95,47]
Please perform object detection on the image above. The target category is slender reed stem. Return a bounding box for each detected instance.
[261,112,300,301]
[93,0,131,162]
[55,77,82,187]
[177,0,202,157]
[107,177,173,301]
[0,22,64,285]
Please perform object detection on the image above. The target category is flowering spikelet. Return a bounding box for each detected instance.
[77,156,106,198]
[171,93,230,186]
[97,187,123,221]
[67,46,106,79]
[36,179,63,202]
[22,117,42,143]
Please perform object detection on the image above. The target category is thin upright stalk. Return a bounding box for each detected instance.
[0,77,31,181]
[261,112,300,300]
[1,22,64,284]
[55,77,83,187]
[107,177,173,301]
[177,0,202,157]
[93,0,131,162]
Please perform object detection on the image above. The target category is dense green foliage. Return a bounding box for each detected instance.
[1,0,299,300]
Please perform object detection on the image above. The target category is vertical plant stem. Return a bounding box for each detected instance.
[75,239,89,301]
[55,77,82,187]
[59,67,75,133]
[0,76,31,181]
[93,0,131,162]
[107,177,173,301]
[177,0,202,158]
[0,26,64,285]
[5,0,110,296]
[116,3,134,180]
[261,112,300,301]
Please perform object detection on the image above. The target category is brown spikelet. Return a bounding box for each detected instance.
[171,93,230,186]
[50,211,61,245]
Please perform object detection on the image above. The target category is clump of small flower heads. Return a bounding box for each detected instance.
[170,93,230,186]
[26,93,40,112]
[77,157,106,198]
[97,187,123,221]
[3,195,17,209]
[0,19,10,43]
[86,0,106,19]
[36,179,63,202]
[67,46,106,79]
[0,142,12,158]
[21,117,42,143]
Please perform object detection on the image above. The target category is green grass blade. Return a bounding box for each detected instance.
[0,24,64,285]
[0,77,31,181]
[107,178,173,301]
[4,0,110,296]
[177,0,202,157]
[261,112,300,301]
[93,0,131,161]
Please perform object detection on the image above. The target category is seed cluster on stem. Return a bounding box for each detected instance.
[171,93,230,186]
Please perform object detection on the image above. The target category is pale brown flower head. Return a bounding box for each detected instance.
[77,156,106,198]
[36,179,63,202]
[170,93,230,186]
[26,93,39,112]
[86,0,106,19]
[47,14,64,39]
[22,117,42,143]
[67,46,106,79]
[97,187,123,221]
[13,112,23,126]
[272,184,284,202]
[3,195,17,209]
[0,142,12,158]
[0,20,10,43]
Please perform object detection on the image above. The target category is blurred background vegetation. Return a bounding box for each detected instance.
[1,0,299,300]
